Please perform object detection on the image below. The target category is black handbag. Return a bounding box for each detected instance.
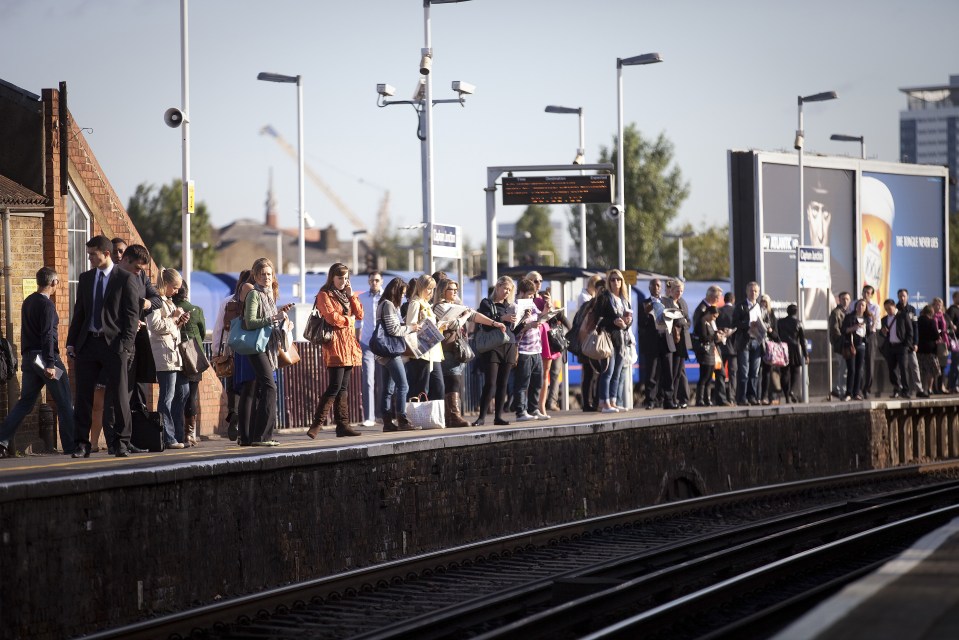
[472,327,510,354]
[547,324,569,353]
[454,331,475,363]
[303,306,333,345]
[370,321,407,357]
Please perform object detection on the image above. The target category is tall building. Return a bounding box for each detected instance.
[899,74,958,212]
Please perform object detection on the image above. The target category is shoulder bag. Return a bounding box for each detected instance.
[370,321,407,358]
[581,328,613,361]
[228,316,272,355]
[303,302,333,345]
[179,336,211,376]
[454,329,475,363]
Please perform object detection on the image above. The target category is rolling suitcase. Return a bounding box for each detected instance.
[131,409,165,452]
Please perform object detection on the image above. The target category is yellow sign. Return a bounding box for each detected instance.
[187,180,195,214]
[622,269,638,286]
[22,278,37,301]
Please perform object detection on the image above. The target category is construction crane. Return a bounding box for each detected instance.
[260,125,389,232]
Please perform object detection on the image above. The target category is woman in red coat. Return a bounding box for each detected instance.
[308,263,364,438]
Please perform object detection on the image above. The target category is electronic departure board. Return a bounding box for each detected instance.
[502,175,613,205]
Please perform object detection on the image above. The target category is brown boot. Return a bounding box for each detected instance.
[396,414,418,431]
[445,392,469,427]
[334,392,361,437]
[185,415,198,446]
[382,410,398,432]
[308,395,336,439]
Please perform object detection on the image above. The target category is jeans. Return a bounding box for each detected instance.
[736,341,763,403]
[380,356,409,418]
[361,346,381,421]
[598,349,624,404]
[0,353,75,452]
[156,370,181,445]
[512,353,543,416]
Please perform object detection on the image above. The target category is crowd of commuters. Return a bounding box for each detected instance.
[7,246,959,459]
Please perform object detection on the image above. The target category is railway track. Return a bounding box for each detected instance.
[82,462,959,640]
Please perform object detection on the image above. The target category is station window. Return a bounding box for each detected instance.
[66,183,90,319]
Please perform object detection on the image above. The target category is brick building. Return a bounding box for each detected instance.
[0,78,226,453]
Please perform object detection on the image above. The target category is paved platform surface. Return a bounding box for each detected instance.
[775,516,959,640]
[0,396,908,486]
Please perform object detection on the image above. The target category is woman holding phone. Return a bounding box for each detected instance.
[310,262,364,438]
[239,257,291,446]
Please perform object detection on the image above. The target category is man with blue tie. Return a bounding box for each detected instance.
[67,235,141,457]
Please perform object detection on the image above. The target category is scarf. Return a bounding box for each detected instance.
[328,287,352,314]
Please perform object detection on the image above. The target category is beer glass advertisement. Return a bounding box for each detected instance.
[861,171,946,307]
[760,163,855,328]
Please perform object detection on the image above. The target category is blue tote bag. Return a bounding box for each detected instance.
[228,316,272,355]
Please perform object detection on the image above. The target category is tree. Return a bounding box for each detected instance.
[568,125,689,270]
[126,179,216,272]
[511,204,556,265]
[659,222,730,281]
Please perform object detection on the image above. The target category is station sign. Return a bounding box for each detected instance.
[502,175,613,205]
[432,223,462,259]
[797,245,831,289]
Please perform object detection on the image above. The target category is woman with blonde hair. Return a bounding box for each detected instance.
[239,257,291,446]
[147,268,189,449]
[473,276,519,425]
[309,262,364,438]
[593,268,633,413]
[406,274,445,401]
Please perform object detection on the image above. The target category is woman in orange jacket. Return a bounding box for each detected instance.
[308,263,364,438]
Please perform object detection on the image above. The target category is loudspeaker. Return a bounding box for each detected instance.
[164,107,184,128]
[606,205,623,219]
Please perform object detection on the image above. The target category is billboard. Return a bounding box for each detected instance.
[861,171,945,308]
[730,151,947,329]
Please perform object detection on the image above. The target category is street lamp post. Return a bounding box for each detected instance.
[830,133,865,159]
[796,90,838,403]
[258,71,306,303]
[616,53,662,270]
[545,105,587,268]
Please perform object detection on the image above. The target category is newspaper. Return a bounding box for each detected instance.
[433,303,472,330]
[404,317,445,358]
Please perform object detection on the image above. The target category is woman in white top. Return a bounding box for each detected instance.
[405,274,445,401]
[147,268,189,449]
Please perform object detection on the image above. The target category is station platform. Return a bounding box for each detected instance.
[3,397,959,639]
[776,516,959,639]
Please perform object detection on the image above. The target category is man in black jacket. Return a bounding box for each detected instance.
[732,281,769,405]
[895,289,923,397]
[99,243,162,451]
[67,235,141,458]
[0,268,76,457]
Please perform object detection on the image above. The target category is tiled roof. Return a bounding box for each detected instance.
[0,174,48,206]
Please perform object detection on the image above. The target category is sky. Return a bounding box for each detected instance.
[4,0,958,262]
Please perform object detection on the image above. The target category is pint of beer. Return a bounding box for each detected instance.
[860,177,895,304]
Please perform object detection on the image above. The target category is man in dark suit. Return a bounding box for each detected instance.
[67,235,141,458]
[0,267,76,457]
[662,279,692,408]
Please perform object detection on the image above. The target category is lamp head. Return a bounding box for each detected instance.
[257,72,298,84]
[800,90,838,103]
[545,105,582,115]
[619,52,663,68]
[830,133,862,143]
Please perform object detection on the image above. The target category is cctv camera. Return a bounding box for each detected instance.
[419,50,432,76]
[164,107,185,128]
[376,83,396,97]
[606,205,623,220]
[451,81,475,95]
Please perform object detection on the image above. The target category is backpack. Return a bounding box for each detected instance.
[0,336,18,382]
[566,299,597,357]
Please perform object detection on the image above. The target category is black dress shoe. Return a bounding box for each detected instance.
[662,400,679,410]
[493,417,510,426]
[0,444,8,458]
[471,418,486,426]
[72,443,91,459]
[115,449,130,458]
[128,444,147,453]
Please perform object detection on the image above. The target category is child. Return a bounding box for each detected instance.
[511,278,547,421]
